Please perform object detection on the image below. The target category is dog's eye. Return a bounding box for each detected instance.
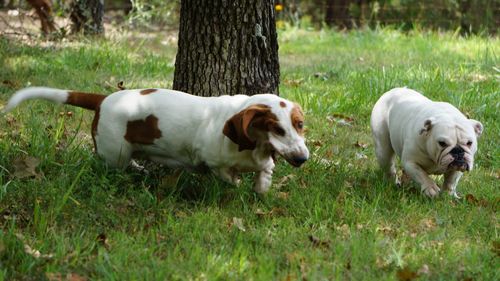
[297,121,304,129]
[466,141,473,147]
[438,141,448,148]
[273,126,286,136]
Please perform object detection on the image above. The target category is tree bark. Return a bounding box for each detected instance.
[173,0,280,97]
[26,0,57,35]
[325,0,351,28]
[69,0,104,35]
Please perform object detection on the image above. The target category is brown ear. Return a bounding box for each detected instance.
[419,118,434,136]
[223,104,272,151]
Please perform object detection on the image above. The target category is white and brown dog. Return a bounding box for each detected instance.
[3,87,309,193]
[371,88,483,198]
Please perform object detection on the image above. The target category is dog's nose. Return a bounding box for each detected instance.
[450,146,464,155]
[292,156,308,166]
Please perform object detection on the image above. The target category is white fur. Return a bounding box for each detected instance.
[4,87,309,193]
[371,87,483,198]
[2,87,68,113]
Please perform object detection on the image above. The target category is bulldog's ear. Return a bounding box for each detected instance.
[419,118,434,136]
[223,104,271,151]
[469,119,483,137]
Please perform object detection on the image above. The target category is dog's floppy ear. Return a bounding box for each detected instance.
[419,118,434,136]
[469,119,483,137]
[223,104,271,151]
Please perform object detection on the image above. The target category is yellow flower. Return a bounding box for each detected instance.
[275,4,283,12]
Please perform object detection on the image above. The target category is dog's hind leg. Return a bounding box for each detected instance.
[96,140,133,169]
[372,125,397,182]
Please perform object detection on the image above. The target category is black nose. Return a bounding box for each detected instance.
[450,146,464,155]
[293,156,307,165]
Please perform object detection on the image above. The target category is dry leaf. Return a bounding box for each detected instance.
[308,235,330,249]
[232,217,246,232]
[313,72,328,80]
[355,152,368,160]
[329,113,354,122]
[254,208,267,217]
[465,194,488,207]
[283,78,304,87]
[117,81,125,90]
[492,241,500,257]
[417,264,430,275]
[12,156,43,179]
[47,273,87,281]
[420,218,437,231]
[277,192,290,200]
[96,233,110,250]
[23,243,53,259]
[175,210,188,218]
[354,141,368,149]
[274,174,295,189]
[336,224,351,238]
[396,267,418,281]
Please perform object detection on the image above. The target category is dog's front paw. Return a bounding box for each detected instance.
[422,183,440,197]
[253,170,273,194]
[448,189,461,199]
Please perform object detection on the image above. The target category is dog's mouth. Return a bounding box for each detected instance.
[448,161,469,172]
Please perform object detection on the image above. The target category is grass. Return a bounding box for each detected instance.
[0,28,499,280]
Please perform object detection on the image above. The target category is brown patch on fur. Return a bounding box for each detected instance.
[140,89,157,95]
[91,107,101,152]
[223,104,281,151]
[291,104,305,135]
[279,101,287,108]
[124,115,162,144]
[67,91,106,110]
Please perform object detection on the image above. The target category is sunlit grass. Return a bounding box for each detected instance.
[0,27,498,280]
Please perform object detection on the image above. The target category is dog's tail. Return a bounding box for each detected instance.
[2,87,106,114]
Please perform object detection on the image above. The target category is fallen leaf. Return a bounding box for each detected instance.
[417,264,430,275]
[336,224,351,238]
[308,235,330,249]
[492,241,500,257]
[334,119,353,127]
[117,81,125,90]
[59,111,73,118]
[277,192,289,200]
[354,141,368,149]
[420,218,437,231]
[12,156,43,179]
[96,233,110,250]
[465,194,489,207]
[396,267,418,281]
[283,78,304,87]
[232,217,246,232]
[274,174,295,189]
[254,208,267,217]
[2,79,19,88]
[175,210,187,218]
[47,273,87,281]
[67,273,87,281]
[313,72,328,80]
[355,152,368,160]
[331,113,354,122]
[23,243,53,259]
[309,139,323,147]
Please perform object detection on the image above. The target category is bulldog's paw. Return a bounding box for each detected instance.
[448,189,461,199]
[422,183,440,197]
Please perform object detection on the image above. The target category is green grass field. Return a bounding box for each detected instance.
[0,28,499,280]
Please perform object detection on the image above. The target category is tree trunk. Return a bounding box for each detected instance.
[69,0,104,35]
[26,0,57,35]
[173,0,280,97]
[325,0,351,28]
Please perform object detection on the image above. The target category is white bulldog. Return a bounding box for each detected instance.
[370,88,483,198]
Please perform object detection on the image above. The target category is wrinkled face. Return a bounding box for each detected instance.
[223,98,309,167]
[421,118,483,173]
